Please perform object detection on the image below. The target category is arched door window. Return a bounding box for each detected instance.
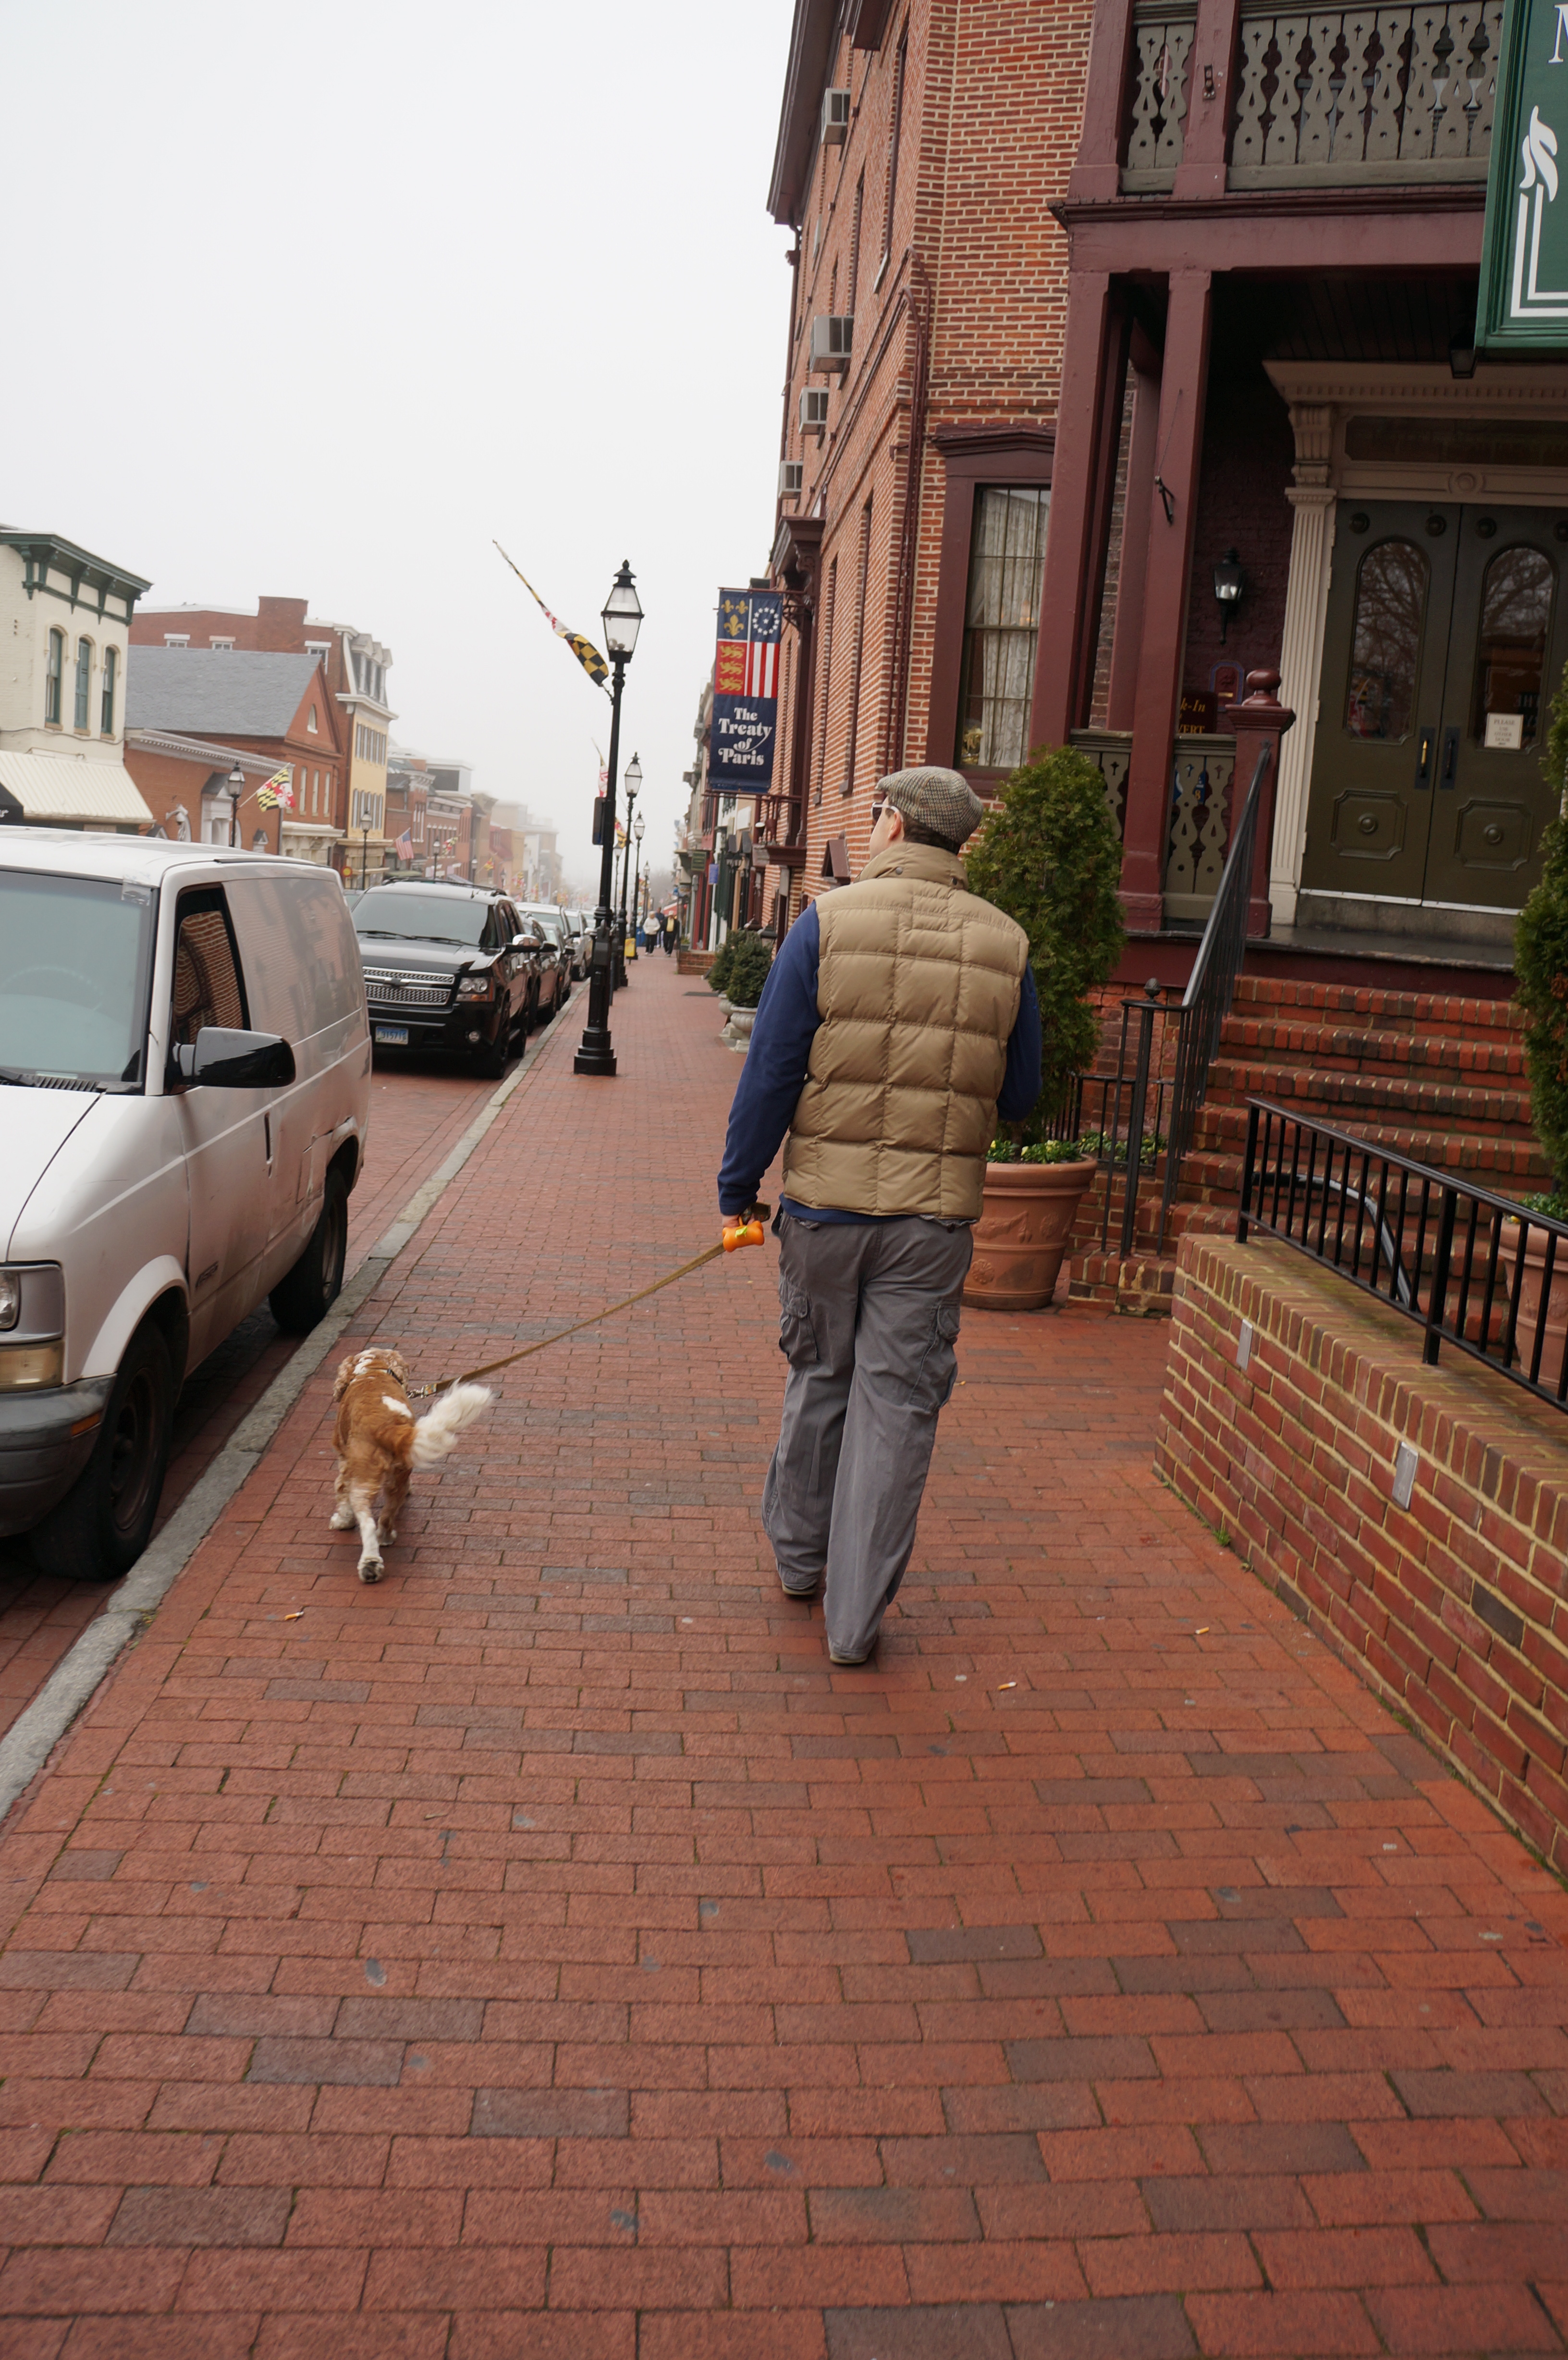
[1344,539,1428,741]
[1470,543,1554,748]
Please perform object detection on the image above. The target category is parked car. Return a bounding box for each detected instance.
[0,831,371,1580]
[517,905,576,1013]
[565,907,591,978]
[353,880,540,1076]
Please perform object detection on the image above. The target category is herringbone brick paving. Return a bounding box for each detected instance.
[0,957,1566,2358]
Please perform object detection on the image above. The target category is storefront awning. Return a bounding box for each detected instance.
[0,749,155,828]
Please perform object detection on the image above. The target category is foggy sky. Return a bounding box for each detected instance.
[0,1,793,893]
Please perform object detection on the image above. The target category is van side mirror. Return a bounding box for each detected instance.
[172,1027,296,1089]
[511,933,531,951]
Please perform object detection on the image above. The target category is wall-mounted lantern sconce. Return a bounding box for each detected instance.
[1213,548,1246,643]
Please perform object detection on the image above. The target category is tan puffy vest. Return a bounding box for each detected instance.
[782,840,1029,1220]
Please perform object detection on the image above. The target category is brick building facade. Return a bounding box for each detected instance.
[130,595,393,874]
[758,0,1093,931]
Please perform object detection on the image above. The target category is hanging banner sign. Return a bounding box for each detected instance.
[710,587,781,791]
[1480,0,1568,348]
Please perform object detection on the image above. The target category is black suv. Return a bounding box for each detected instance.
[354,882,547,1076]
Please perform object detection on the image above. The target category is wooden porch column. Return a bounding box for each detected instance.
[1222,667,1296,939]
[1172,0,1242,200]
[1120,268,1213,933]
[1105,359,1160,731]
[1067,0,1138,202]
[1030,272,1121,750]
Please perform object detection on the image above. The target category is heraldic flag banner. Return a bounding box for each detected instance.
[710,588,782,793]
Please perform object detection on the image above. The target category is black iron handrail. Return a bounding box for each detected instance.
[1157,740,1271,1249]
[1239,1097,1568,1410]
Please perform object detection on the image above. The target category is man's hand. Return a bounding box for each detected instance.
[721,1199,769,1252]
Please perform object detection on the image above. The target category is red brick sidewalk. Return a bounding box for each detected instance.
[0,1046,510,1745]
[1,958,1566,2359]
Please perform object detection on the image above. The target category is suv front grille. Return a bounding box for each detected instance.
[362,969,452,1009]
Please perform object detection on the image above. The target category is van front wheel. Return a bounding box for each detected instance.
[30,1322,174,1582]
[270,1167,349,1333]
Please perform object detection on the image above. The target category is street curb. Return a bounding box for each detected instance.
[0,1013,571,1830]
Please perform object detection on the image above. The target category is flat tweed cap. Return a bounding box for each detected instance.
[877,765,985,847]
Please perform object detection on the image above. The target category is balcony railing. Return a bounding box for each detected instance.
[1069,728,1239,920]
[1119,0,1503,193]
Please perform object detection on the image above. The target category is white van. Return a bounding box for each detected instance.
[0,831,371,1580]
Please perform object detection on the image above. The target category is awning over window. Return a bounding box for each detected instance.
[0,749,155,828]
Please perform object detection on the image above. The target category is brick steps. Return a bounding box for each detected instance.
[1067,969,1533,1314]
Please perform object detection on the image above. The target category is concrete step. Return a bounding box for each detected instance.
[1198,1061,1536,1141]
[1230,973,1524,1038]
[1213,1020,1528,1082]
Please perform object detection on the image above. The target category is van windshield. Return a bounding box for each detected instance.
[0,872,157,1091]
[354,890,488,947]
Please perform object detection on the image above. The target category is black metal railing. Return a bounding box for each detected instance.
[1055,742,1271,1262]
[1239,1098,1568,1410]
[1157,741,1270,1248]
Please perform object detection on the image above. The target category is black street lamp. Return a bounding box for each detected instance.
[226,759,245,848]
[632,817,646,945]
[615,752,642,985]
[575,560,643,1077]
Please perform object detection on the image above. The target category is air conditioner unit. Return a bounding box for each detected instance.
[799,387,831,440]
[809,314,853,374]
[778,460,804,498]
[821,87,851,144]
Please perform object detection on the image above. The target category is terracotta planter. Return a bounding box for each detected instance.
[964,1158,1098,1313]
[1501,1218,1568,1386]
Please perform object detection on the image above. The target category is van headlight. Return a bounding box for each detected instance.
[456,974,495,1000]
[0,1271,18,1331]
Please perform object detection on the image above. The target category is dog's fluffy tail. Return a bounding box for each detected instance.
[410,1382,493,1468]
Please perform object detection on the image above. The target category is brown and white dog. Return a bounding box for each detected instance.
[330,1349,492,1581]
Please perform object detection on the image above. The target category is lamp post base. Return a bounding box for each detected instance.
[574,922,618,1076]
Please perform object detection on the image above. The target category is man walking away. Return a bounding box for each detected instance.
[717,767,1041,1665]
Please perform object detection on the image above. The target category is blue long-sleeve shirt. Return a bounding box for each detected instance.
[716,899,1043,1217]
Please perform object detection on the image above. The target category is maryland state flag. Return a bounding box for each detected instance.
[255,767,294,811]
[494,542,610,690]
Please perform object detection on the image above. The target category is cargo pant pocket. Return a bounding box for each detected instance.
[906,1303,961,1411]
[778,1280,819,1368]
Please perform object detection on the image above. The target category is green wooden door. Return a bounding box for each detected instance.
[1304,500,1568,912]
[1301,502,1460,903]
[1423,509,1568,909]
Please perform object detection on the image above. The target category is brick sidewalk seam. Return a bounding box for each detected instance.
[0,959,1564,2359]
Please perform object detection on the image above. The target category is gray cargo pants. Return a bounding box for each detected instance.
[761,1209,974,1661]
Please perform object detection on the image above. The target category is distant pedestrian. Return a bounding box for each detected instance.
[662,914,678,956]
[716,767,1041,1668]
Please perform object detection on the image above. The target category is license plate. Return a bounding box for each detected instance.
[374,1026,410,1046]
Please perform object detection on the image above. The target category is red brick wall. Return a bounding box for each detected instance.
[1181,361,1297,701]
[1158,1234,1568,1877]
[767,0,1093,920]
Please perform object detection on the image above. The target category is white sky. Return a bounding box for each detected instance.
[0,1,794,897]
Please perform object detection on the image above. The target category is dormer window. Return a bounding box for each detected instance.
[164,634,189,648]
[210,637,234,651]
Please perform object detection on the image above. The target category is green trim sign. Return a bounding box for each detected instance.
[1482,0,1568,345]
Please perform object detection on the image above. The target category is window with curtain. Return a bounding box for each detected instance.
[955,487,1051,769]
[74,639,92,730]
[45,629,63,725]
[100,646,117,736]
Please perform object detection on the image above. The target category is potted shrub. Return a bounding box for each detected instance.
[962,745,1127,1311]
[1508,664,1568,1372]
[719,931,772,1050]
[705,933,736,1019]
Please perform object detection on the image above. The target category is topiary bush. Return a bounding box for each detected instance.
[966,744,1127,1141]
[723,931,773,1009]
[1515,657,1568,1209]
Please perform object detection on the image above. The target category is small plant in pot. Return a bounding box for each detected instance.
[962,744,1127,1311]
[1508,662,1568,1372]
[715,930,772,1050]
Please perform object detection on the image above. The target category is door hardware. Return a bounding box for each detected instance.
[1414,729,1434,789]
[1440,725,1461,788]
